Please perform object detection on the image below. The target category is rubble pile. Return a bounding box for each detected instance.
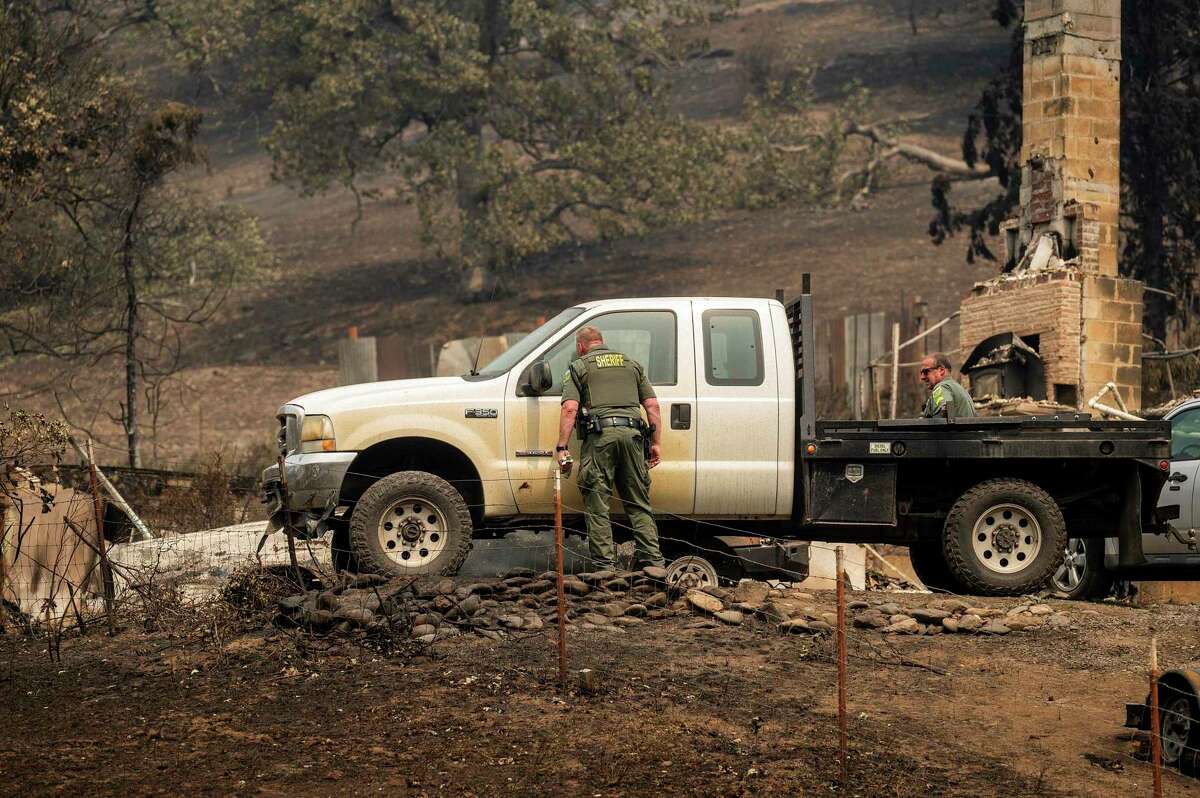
[271,569,1075,642]
[849,598,1074,635]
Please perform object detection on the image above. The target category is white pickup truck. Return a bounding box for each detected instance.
[262,278,1173,595]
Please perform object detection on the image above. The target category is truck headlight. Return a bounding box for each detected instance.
[300,415,336,453]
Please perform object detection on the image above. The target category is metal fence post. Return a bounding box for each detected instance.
[836,545,848,786]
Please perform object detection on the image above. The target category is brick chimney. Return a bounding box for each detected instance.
[1019,0,1120,275]
[958,0,1143,412]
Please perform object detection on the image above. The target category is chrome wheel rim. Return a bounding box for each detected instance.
[377,497,448,570]
[971,503,1043,574]
[1162,695,1193,765]
[666,556,718,591]
[1051,538,1088,592]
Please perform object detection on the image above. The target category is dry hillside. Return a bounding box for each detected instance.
[5,0,1012,470]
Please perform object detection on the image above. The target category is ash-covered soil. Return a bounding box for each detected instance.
[4,571,1199,797]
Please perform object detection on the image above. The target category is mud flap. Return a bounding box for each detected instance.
[1117,463,1147,568]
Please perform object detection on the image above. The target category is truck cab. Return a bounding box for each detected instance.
[264,297,797,577]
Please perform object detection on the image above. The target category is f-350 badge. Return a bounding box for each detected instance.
[845,464,864,484]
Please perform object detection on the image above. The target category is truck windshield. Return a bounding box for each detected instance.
[470,307,586,377]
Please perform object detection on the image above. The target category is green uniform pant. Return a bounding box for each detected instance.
[578,426,664,569]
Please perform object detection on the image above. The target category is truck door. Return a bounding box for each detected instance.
[1148,406,1200,554]
[691,302,781,516]
[503,304,697,517]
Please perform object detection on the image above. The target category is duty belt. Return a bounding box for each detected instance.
[596,416,646,432]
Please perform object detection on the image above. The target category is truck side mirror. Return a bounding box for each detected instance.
[522,361,553,395]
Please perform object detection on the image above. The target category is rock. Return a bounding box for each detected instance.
[478,629,504,641]
[875,602,904,616]
[520,580,553,594]
[523,615,545,631]
[779,619,812,634]
[853,612,888,630]
[642,566,669,580]
[605,579,632,592]
[436,578,456,595]
[333,606,376,626]
[729,581,771,605]
[888,614,913,625]
[646,609,674,621]
[957,614,982,632]
[644,592,669,608]
[466,583,495,596]
[624,604,648,618]
[502,567,536,579]
[278,594,307,611]
[846,600,870,611]
[303,609,336,630]
[562,579,590,596]
[582,612,609,626]
[924,624,943,635]
[818,612,838,627]
[316,591,339,611]
[930,598,971,614]
[883,618,920,634]
[965,606,1002,618]
[538,571,558,582]
[942,617,959,633]
[498,615,525,629]
[761,599,802,623]
[1005,617,1041,631]
[910,608,950,624]
[686,590,724,615]
[416,633,436,644]
[599,603,627,618]
[980,621,1010,635]
[1006,604,1031,617]
[701,585,731,601]
[342,573,389,590]
[501,576,532,588]
[480,599,500,609]
[412,624,437,637]
[448,595,481,619]
[715,610,744,626]
[1047,612,1072,628]
[517,597,540,609]
[684,620,720,630]
[1029,604,1054,616]
[579,570,616,584]
[412,613,438,627]
[596,624,626,634]
[807,620,834,634]
[611,617,645,627]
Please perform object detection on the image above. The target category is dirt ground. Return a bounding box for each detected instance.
[5,587,1200,797]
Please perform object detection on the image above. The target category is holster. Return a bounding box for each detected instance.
[642,424,655,461]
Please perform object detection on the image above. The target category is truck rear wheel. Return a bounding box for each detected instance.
[347,471,473,577]
[943,478,1066,596]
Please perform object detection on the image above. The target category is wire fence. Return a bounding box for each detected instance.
[4,457,1197,794]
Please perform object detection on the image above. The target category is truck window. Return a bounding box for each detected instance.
[541,310,677,395]
[1171,409,1200,461]
[703,310,763,386]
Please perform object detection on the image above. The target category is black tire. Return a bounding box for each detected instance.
[1049,537,1113,600]
[347,471,473,577]
[943,478,1067,596]
[1159,681,1200,768]
[907,542,964,594]
[329,520,359,574]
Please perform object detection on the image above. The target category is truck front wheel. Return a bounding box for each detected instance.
[347,471,473,577]
[943,478,1066,596]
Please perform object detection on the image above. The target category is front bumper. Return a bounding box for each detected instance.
[260,452,356,532]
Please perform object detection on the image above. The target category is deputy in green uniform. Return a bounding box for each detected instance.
[919,353,976,419]
[556,326,664,570]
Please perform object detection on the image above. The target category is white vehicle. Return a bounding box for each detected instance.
[262,280,1172,595]
[1052,397,1200,598]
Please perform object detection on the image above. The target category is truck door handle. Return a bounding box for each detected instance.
[1169,472,1188,483]
[671,403,691,430]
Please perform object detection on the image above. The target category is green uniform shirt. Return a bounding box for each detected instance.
[922,377,976,419]
[561,346,655,420]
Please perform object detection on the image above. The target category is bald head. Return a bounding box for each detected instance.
[575,326,603,353]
